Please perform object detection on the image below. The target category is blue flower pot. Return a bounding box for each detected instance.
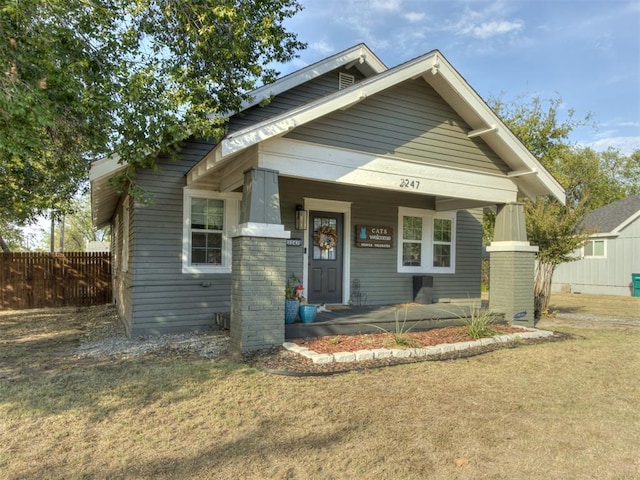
[299,305,317,324]
[285,300,300,324]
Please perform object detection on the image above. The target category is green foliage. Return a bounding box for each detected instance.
[487,94,639,315]
[0,223,25,252]
[490,94,592,172]
[45,194,111,252]
[1,0,305,236]
[368,307,419,348]
[285,273,301,299]
[460,305,497,340]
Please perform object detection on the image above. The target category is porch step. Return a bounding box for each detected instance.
[285,316,466,339]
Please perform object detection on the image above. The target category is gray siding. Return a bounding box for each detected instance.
[129,138,229,335]
[227,68,366,134]
[552,216,640,296]
[285,78,509,174]
[279,178,482,305]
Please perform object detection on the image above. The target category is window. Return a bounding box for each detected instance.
[397,207,456,273]
[182,190,241,274]
[584,239,606,258]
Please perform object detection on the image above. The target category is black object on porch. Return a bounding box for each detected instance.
[285,303,486,339]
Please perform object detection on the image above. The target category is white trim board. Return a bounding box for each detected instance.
[261,138,519,207]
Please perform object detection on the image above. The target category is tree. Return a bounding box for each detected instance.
[489,95,599,316]
[0,222,25,252]
[40,194,110,252]
[1,0,305,250]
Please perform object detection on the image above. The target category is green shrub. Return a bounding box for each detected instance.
[460,305,497,339]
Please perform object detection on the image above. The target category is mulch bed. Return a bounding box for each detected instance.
[244,326,571,376]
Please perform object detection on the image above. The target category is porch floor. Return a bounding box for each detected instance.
[285,302,488,339]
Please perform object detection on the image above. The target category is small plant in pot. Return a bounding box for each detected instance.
[284,274,302,324]
[294,284,316,323]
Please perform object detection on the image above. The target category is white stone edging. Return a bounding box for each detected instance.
[282,328,554,365]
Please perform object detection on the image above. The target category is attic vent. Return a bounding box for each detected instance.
[339,72,355,90]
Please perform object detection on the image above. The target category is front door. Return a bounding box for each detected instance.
[308,211,343,304]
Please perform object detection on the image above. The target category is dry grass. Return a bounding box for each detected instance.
[1,299,640,479]
[547,292,640,319]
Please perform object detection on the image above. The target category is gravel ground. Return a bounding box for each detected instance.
[76,310,230,360]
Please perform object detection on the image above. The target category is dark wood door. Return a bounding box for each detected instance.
[308,211,343,304]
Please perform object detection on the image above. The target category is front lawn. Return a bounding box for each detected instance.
[1,305,639,479]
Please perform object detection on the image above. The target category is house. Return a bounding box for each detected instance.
[90,44,564,351]
[552,195,640,296]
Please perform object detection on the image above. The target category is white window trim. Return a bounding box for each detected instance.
[182,189,241,274]
[121,197,130,272]
[583,239,607,259]
[397,206,456,274]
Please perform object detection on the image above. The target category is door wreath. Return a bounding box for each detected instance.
[314,226,338,251]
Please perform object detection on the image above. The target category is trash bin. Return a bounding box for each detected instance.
[633,273,640,297]
[413,276,433,304]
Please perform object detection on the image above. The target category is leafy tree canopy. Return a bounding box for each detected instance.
[1,0,305,243]
[488,94,639,315]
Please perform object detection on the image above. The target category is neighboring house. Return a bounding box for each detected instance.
[90,44,563,346]
[552,195,640,296]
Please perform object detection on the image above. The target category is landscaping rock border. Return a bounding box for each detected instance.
[283,328,554,365]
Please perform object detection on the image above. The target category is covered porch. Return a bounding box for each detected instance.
[284,301,493,339]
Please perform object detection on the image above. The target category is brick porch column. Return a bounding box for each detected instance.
[230,168,290,353]
[486,203,539,327]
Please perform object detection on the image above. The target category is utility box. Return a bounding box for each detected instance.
[632,273,640,297]
[413,276,433,304]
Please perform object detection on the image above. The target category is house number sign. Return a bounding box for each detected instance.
[355,225,393,249]
[399,178,420,190]
[286,238,303,247]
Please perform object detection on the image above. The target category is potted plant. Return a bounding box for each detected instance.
[285,274,302,324]
[293,285,317,323]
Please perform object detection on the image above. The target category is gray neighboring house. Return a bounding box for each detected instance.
[90,44,564,350]
[552,195,640,296]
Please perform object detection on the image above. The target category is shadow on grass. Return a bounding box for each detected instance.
[1,354,252,421]
[0,307,250,420]
[45,417,361,479]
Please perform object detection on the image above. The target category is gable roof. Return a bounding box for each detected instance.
[188,46,565,204]
[584,195,640,235]
[92,44,567,227]
[218,43,387,117]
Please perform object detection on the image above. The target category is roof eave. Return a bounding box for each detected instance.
[194,47,566,204]
[89,155,127,228]
[215,43,387,119]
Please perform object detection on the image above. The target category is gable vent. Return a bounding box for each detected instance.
[339,72,355,90]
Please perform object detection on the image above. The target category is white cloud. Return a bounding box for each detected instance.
[371,0,401,11]
[404,12,426,23]
[470,20,523,39]
[583,136,640,155]
[309,40,335,56]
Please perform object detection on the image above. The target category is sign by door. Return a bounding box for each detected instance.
[355,225,393,248]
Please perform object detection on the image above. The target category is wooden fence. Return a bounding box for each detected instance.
[0,252,112,310]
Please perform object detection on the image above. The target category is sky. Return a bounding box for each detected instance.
[275,0,640,155]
